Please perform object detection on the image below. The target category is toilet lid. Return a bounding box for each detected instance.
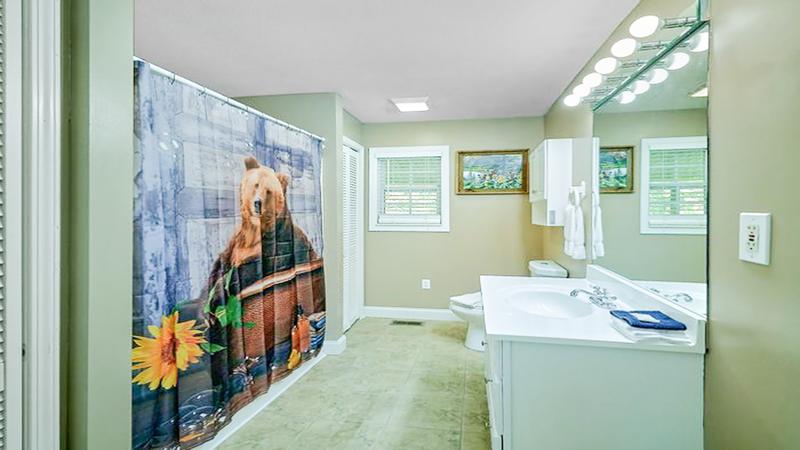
[450,292,482,309]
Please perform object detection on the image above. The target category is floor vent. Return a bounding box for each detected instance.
[390,320,424,326]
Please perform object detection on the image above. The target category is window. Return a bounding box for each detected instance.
[368,146,450,232]
[640,136,708,235]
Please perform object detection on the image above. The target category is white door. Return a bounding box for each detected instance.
[342,138,364,331]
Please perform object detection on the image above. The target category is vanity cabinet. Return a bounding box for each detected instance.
[484,336,704,450]
[529,139,573,226]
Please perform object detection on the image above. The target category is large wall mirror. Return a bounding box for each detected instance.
[591,11,709,317]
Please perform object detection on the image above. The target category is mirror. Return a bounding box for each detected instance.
[592,22,709,317]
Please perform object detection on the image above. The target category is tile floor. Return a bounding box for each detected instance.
[220,318,490,450]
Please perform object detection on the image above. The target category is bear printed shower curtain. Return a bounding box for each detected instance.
[132,60,326,449]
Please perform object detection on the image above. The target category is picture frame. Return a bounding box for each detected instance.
[599,146,634,193]
[456,149,529,195]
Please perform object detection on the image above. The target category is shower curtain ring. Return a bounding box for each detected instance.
[169,73,176,85]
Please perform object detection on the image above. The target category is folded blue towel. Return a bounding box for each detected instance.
[610,310,687,331]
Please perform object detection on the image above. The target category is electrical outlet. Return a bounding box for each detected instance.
[421,279,431,290]
[739,213,771,265]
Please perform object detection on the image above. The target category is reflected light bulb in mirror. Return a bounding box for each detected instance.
[583,72,603,88]
[647,68,669,84]
[666,52,691,70]
[563,94,581,107]
[618,91,636,104]
[572,84,591,98]
[594,57,619,75]
[632,80,651,95]
[611,38,638,58]
[629,15,661,38]
[689,31,709,52]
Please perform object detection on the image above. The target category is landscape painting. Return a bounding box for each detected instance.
[599,146,634,193]
[457,149,528,194]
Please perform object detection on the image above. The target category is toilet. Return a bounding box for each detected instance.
[449,260,568,351]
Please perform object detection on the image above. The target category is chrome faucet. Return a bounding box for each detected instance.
[570,285,618,309]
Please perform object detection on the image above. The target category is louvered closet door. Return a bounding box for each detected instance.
[0,0,22,447]
[342,144,363,331]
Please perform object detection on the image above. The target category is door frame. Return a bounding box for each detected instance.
[342,136,365,331]
[20,0,62,446]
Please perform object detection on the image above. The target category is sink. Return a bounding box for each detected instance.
[503,287,594,319]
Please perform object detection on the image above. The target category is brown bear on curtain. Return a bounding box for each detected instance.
[202,156,325,411]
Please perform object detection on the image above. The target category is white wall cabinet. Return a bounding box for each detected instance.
[529,138,573,226]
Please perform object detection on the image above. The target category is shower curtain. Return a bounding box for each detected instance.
[132,60,326,449]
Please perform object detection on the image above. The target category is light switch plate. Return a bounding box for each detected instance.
[421,279,431,290]
[739,212,771,265]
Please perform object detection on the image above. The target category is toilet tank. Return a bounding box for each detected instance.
[528,260,568,278]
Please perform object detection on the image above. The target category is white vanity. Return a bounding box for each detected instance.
[481,265,706,450]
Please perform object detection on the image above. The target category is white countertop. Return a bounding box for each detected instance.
[480,270,706,354]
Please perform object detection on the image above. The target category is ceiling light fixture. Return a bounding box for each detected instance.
[688,31,709,52]
[629,15,661,38]
[666,52,691,70]
[690,86,708,98]
[594,57,619,75]
[391,97,430,112]
[563,94,581,107]
[632,80,651,95]
[583,72,603,88]
[611,38,639,58]
[573,84,591,98]
[618,91,637,104]
[646,68,670,84]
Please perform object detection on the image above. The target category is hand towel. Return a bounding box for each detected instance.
[563,189,586,260]
[592,190,605,258]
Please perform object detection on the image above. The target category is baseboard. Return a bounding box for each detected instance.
[363,306,459,322]
[322,334,347,355]
[197,353,325,449]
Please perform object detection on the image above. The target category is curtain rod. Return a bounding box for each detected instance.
[133,57,326,143]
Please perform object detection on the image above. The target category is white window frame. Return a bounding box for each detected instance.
[640,136,708,235]
[368,145,450,232]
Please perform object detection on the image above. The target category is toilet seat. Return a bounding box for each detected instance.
[449,291,483,309]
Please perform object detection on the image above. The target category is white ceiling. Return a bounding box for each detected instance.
[135,0,639,123]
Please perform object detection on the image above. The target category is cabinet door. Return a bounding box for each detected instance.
[529,143,546,202]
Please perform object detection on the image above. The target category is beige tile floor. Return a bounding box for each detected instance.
[220,318,490,450]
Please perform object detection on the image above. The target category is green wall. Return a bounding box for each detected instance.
[361,117,545,309]
[704,0,800,448]
[237,93,346,340]
[68,0,133,447]
[343,109,364,144]
[594,108,707,282]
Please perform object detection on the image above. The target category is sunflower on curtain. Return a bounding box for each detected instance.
[131,60,326,449]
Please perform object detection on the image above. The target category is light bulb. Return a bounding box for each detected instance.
[583,72,603,88]
[611,38,638,58]
[618,91,636,104]
[666,52,690,70]
[563,94,581,107]
[647,68,669,84]
[629,15,661,38]
[689,31,709,52]
[572,84,591,98]
[594,57,619,75]
[632,80,651,95]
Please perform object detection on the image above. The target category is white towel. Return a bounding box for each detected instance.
[563,189,586,260]
[611,319,691,345]
[592,190,605,259]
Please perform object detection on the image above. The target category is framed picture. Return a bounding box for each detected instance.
[599,146,634,193]
[456,149,528,195]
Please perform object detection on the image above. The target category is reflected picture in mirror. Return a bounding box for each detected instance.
[599,146,634,193]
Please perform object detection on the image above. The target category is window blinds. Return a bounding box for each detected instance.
[646,147,707,227]
[376,156,442,224]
